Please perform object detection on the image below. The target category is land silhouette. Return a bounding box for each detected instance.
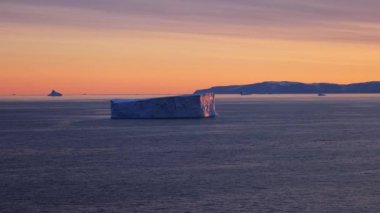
[195,81,380,94]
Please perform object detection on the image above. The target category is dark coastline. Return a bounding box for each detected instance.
[195,81,380,95]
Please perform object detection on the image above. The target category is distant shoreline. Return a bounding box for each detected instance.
[194,81,380,95]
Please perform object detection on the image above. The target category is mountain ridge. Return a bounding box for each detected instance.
[194,81,380,94]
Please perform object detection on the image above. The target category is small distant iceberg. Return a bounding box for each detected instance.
[318,92,326,97]
[111,93,217,119]
[48,90,63,97]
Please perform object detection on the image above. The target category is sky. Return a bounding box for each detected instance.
[1,0,380,95]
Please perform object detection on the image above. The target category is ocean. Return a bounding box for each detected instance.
[1,94,380,212]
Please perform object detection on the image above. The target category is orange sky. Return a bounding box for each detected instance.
[1,1,380,95]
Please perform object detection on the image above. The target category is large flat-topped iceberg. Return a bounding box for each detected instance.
[111,93,217,119]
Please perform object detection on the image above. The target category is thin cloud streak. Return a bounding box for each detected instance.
[1,0,380,43]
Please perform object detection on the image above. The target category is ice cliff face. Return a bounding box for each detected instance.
[111,93,217,119]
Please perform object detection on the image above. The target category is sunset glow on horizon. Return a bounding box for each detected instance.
[1,0,380,95]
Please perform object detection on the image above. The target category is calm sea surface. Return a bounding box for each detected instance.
[1,94,380,212]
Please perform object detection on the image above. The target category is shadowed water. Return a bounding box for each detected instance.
[1,95,380,212]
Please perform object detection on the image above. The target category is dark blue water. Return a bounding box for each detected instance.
[1,95,380,212]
